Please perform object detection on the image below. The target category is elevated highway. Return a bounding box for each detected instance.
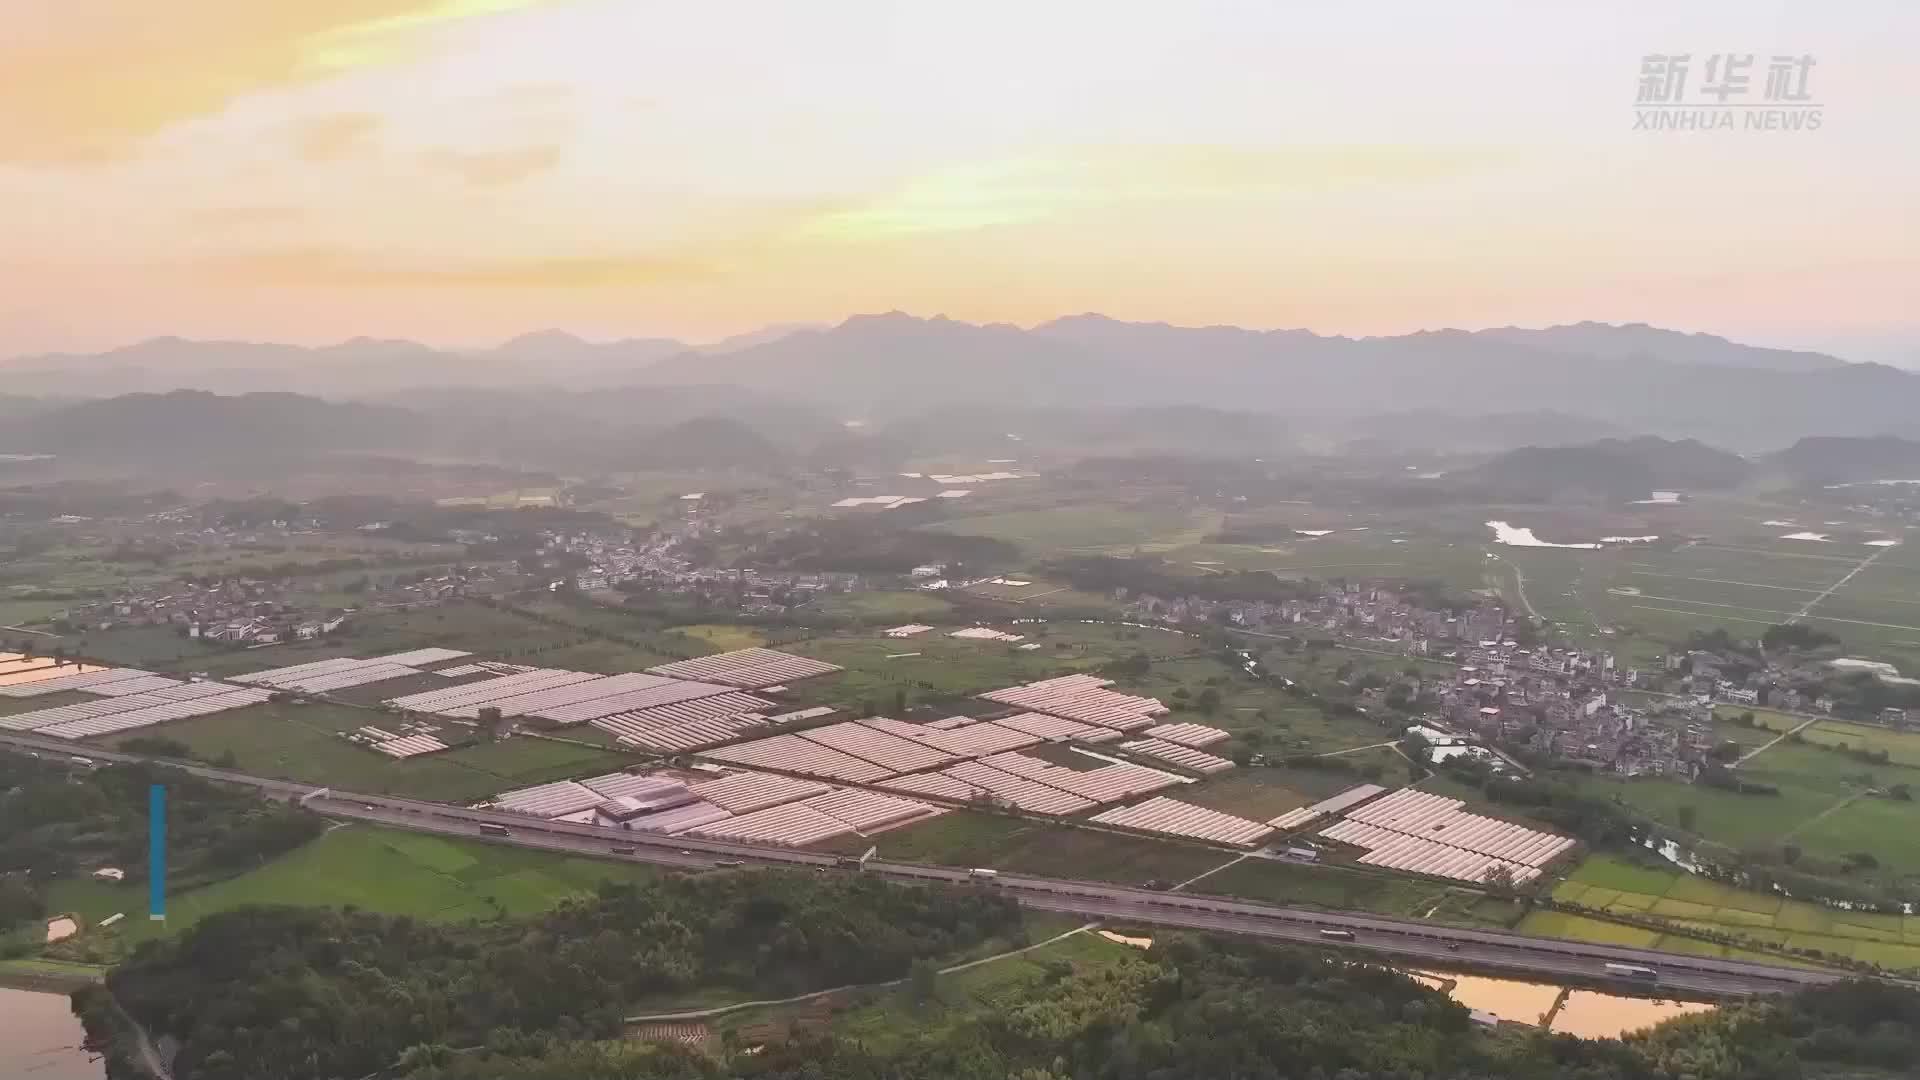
[0,730,1876,999]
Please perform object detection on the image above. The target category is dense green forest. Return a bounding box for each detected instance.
[0,756,321,942]
[87,873,1022,1080]
[415,941,1918,1080]
[79,870,1920,1080]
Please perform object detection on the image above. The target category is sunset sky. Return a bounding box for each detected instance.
[2,1,1915,362]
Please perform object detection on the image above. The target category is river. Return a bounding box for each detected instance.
[0,986,104,1079]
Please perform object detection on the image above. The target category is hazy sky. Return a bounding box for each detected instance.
[2,1,1915,362]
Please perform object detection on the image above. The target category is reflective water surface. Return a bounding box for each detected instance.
[0,987,103,1079]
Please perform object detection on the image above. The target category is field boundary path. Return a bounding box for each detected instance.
[1790,544,1893,623]
[1781,789,1872,841]
[1508,561,1542,620]
[622,922,1100,1022]
[1736,714,1822,764]
[1316,740,1398,757]
[1171,852,1251,892]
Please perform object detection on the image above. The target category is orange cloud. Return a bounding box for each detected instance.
[796,144,1509,239]
[293,113,383,162]
[422,145,563,186]
[200,247,710,288]
[0,0,563,164]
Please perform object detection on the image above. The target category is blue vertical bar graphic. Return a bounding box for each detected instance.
[149,784,166,921]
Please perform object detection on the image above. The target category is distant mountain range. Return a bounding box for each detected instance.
[3,315,1910,448]
[13,385,1920,497]
[0,329,805,397]
[640,314,1889,448]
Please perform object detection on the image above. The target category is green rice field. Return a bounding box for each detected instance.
[1535,855,1918,970]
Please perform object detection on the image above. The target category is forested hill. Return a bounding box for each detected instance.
[85,874,1022,1080]
[1467,436,1752,501]
[79,873,1920,1080]
[1773,435,1920,484]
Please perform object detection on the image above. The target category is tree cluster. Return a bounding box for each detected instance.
[0,758,321,942]
[379,937,1920,1080]
[96,872,1021,1080]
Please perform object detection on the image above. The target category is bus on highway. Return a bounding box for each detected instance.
[478,823,510,837]
[1319,929,1355,940]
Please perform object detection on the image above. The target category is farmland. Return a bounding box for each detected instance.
[956,577,1121,612]
[820,810,1227,887]
[1564,739,1920,879]
[811,591,954,621]
[0,534,461,601]
[1088,650,1406,761]
[781,619,1203,706]
[101,700,638,801]
[1494,526,1920,672]
[922,505,1220,554]
[1531,855,1918,971]
[1180,762,1400,821]
[669,622,769,650]
[77,626,237,672]
[75,601,602,678]
[1192,857,1520,928]
[94,599,716,681]
[17,483,1920,992]
[1794,717,1920,768]
[42,824,659,953]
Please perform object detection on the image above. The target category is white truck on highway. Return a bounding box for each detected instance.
[1604,962,1658,980]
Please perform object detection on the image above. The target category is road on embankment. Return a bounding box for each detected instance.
[0,730,1877,1001]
